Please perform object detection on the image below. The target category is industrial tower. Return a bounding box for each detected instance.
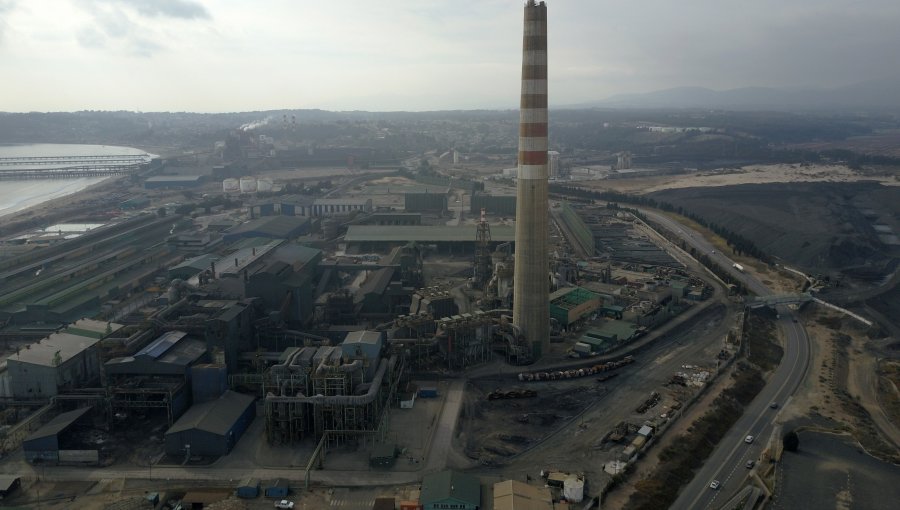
[474,208,493,290]
[513,0,550,358]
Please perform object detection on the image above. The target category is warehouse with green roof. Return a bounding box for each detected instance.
[549,287,601,327]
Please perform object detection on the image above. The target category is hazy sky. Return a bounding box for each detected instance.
[1,0,898,112]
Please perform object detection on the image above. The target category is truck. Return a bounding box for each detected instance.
[732,263,744,272]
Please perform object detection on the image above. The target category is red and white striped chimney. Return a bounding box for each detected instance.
[513,0,550,358]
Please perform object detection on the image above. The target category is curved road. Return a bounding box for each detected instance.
[640,210,811,510]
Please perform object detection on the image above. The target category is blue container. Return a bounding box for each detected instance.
[236,478,260,498]
[418,387,438,398]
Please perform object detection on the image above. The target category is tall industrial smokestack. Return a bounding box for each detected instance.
[513,0,550,359]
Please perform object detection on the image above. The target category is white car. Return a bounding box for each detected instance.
[709,480,721,490]
[745,435,754,444]
[275,501,295,510]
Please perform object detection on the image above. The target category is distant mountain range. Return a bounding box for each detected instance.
[573,77,900,111]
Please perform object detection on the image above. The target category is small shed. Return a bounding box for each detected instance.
[265,478,290,498]
[420,470,481,510]
[236,478,260,498]
[373,497,397,510]
[369,443,397,468]
[0,476,21,498]
[418,386,438,398]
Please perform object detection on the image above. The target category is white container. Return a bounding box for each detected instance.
[239,176,257,193]
[222,178,240,193]
[257,177,274,192]
[563,477,584,503]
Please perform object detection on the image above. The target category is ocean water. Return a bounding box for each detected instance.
[0,143,151,219]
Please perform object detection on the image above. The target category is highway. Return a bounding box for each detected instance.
[639,210,812,510]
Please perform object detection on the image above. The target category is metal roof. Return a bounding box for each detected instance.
[356,267,395,301]
[166,390,255,437]
[65,319,124,339]
[493,480,553,510]
[145,175,203,182]
[24,407,92,443]
[421,470,481,507]
[314,198,371,206]
[0,475,20,493]
[170,254,219,273]
[225,215,310,238]
[343,330,381,345]
[8,332,99,367]
[345,225,515,243]
[138,331,188,359]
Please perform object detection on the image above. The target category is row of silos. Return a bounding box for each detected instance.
[222,177,275,193]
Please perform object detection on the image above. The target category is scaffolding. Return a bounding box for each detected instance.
[264,353,404,448]
[108,378,186,426]
[437,311,493,371]
[473,208,493,290]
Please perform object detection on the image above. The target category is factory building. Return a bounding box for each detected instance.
[471,192,517,216]
[549,287,601,328]
[241,243,322,324]
[168,254,219,281]
[223,216,310,244]
[548,150,561,178]
[344,225,515,254]
[354,267,412,318]
[105,330,208,424]
[22,406,97,464]
[264,339,403,447]
[144,175,206,189]
[421,470,481,510]
[203,300,256,369]
[8,331,103,399]
[164,390,256,457]
[250,196,373,218]
[404,190,449,213]
[493,480,553,510]
[352,212,422,226]
[311,198,373,217]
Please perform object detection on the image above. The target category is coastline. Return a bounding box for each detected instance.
[0,175,129,236]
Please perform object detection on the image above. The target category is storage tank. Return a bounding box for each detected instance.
[239,176,257,193]
[257,177,274,192]
[223,178,240,193]
[563,477,584,503]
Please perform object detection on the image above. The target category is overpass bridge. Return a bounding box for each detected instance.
[748,293,815,308]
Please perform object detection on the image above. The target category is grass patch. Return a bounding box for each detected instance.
[745,311,783,372]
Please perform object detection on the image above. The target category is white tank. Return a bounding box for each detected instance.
[563,477,584,503]
[239,176,257,193]
[257,177,274,192]
[222,178,240,193]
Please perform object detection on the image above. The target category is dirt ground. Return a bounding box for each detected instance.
[580,163,899,195]
[784,305,900,461]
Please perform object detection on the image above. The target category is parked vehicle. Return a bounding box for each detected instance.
[275,501,295,510]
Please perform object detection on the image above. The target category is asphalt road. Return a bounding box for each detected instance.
[639,210,812,510]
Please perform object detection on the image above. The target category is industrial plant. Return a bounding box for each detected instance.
[2,2,872,509]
